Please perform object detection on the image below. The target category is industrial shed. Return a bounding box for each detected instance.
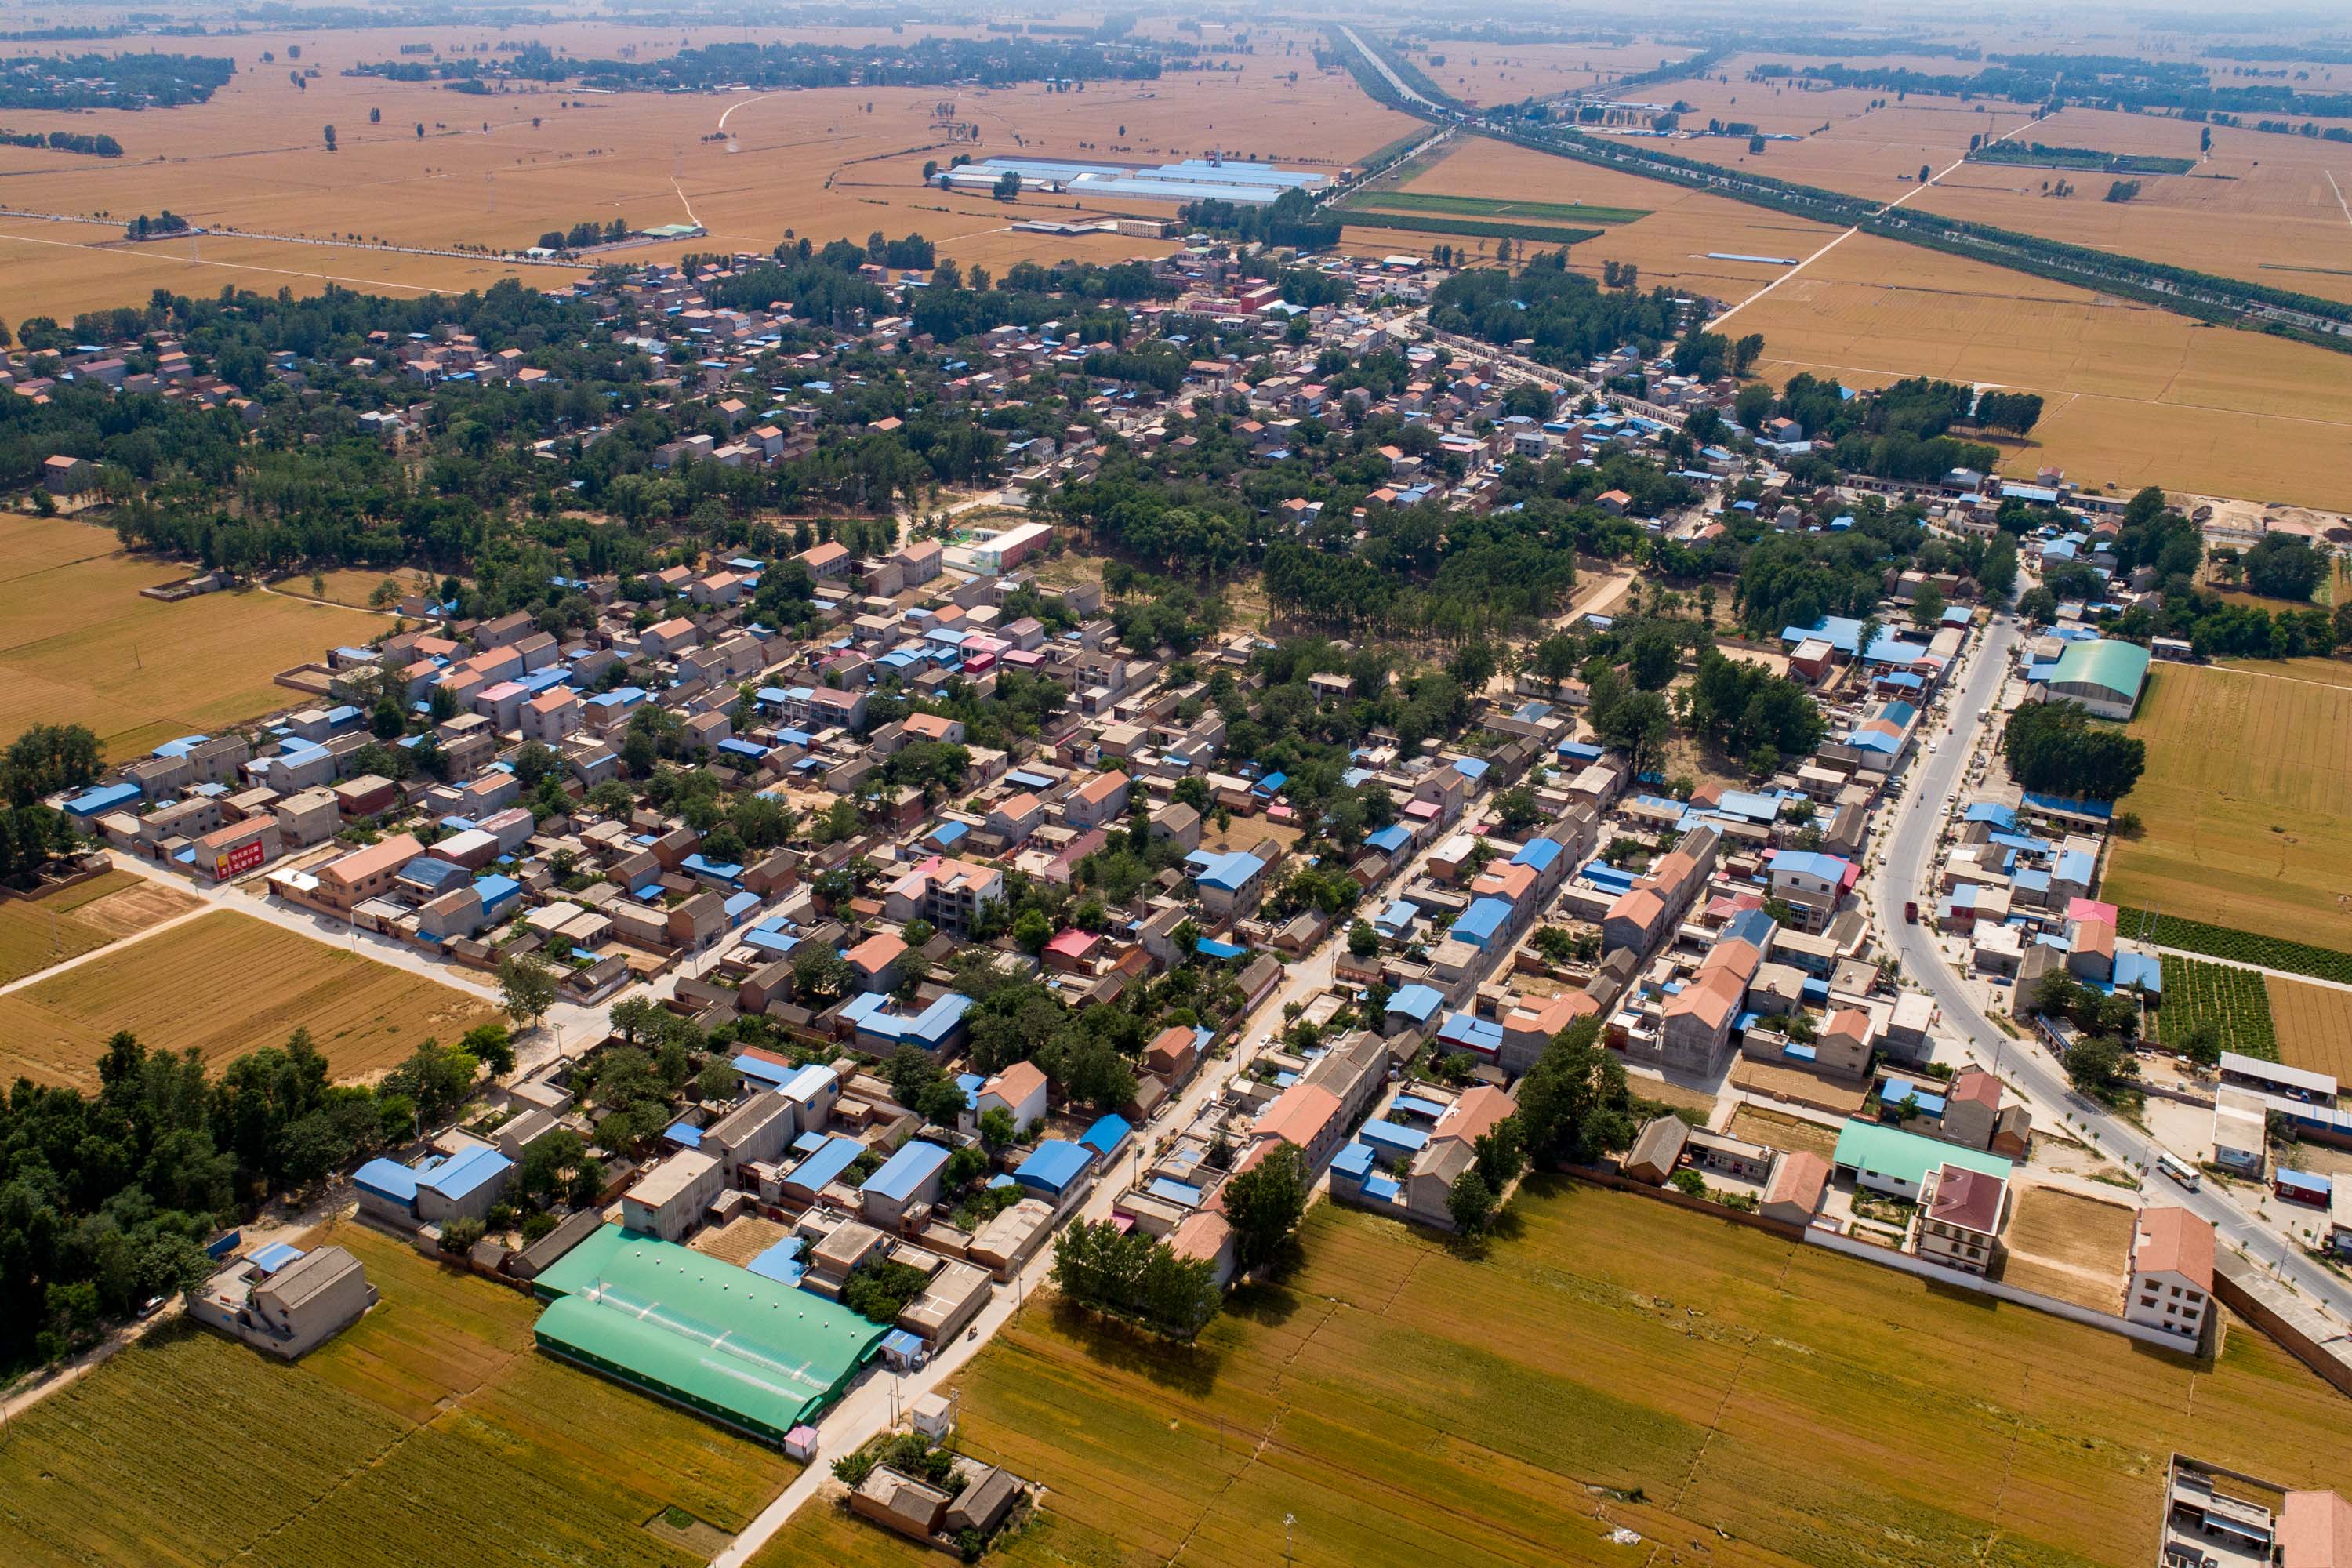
[531,1225,884,1444]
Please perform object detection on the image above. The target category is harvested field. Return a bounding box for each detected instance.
[0,516,383,757]
[1339,189,1652,224]
[0,868,197,985]
[0,24,1413,323]
[753,1182,2352,1568]
[1731,230,2352,511]
[1402,39,1675,110]
[1349,136,1841,299]
[1726,1104,1841,1160]
[2005,1183,2139,1275]
[0,910,499,1089]
[2107,663,2352,951]
[0,1220,793,1568]
[2265,975,2352,1087]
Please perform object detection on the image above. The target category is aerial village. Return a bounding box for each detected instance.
[20,235,2352,1556]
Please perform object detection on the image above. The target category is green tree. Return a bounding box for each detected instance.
[1221,1141,1308,1272]
[497,951,559,1032]
[1447,1168,1497,1236]
[1517,1016,1637,1165]
[460,1022,514,1076]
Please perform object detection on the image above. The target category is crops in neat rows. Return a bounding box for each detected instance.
[756,1181,2352,1568]
[0,1222,793,1568]
[2159,954,2280,1060]
[2126,906,2352,987]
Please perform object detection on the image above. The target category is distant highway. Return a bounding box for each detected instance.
[1338,26,1445,116]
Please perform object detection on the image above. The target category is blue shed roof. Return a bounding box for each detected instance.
[1014,1139,1093,1194]
[862,1139,950,1203]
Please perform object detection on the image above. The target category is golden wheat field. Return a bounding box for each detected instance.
[1397,38,1678,110]
[1352,136,1842,298]
[2105,662,2352,951]
[0,909,500,1089]
[0,23,1415,323]
[2266,975,2352,1086]
[0,516,383,758]
[0,1220,794,1568]
[1728,231,2352,506]
[755,1185,2352,1568]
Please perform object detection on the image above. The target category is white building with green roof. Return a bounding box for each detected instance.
[1831,1120,2013,1200]
[2042,638,2151,721]
[532,1224,884,1445]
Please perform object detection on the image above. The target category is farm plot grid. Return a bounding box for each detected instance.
[0,909,499,1088]
[2159,954,2279,1060]
[753,1180,2352,1568]
[2106,663,2352,953]
[0,868,198,985]
[0,1221,793,1568]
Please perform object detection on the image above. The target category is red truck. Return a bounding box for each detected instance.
[1904,901,1918,924]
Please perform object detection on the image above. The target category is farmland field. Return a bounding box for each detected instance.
[0,22,1414,324]
[1338,190,1653,225]
[0,516,382,757]
[2158,955,2279,1061]
[1345,135,1842,297]
[0,868,199,985]
[2107,664,2352,952]
[2264,976,2352,1086]
[0,1221,794,1568]
[0,910,499,1088]
[752,1182,2352,1568]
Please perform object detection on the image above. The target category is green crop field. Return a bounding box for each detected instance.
[754,1182,2352,1568]
[1338,211,1605,248]
[2106,663,2352,953]
[0,1222,793,1568]
[1339,189,1653,225]
[2158,954,2278,1059]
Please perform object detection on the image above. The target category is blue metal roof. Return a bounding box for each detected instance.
[1080,1115,1131,1156]
[1014,1139,1093,1194]
[862,1139,949,1203]
[1147,1176,1203,1206]
[788,1134,864,1192]
[249,1242,304,1274]
[1510,837,1563,871]
[1452,898,1513,949]
[416,1144,511,1201]
[1388,983,1445,1022]
[1360,1119,1429,1153]
[354,1157,419,1203]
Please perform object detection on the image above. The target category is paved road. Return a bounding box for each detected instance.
[1869,612,2352,1323]
[1338,26,1444,115]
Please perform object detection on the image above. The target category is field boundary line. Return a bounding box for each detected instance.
[1707,110,2051,331]
[1160,1296,1338,1568]
[2329,171,2352,228]
[1664,1240,1795,1515]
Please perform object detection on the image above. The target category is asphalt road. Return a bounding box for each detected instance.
[1870,612,2352,1324]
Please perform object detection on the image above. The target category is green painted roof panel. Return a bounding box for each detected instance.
[2048,638,2149,702]
[531,1225,884,1434]
[1831,1120,2013,1188]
